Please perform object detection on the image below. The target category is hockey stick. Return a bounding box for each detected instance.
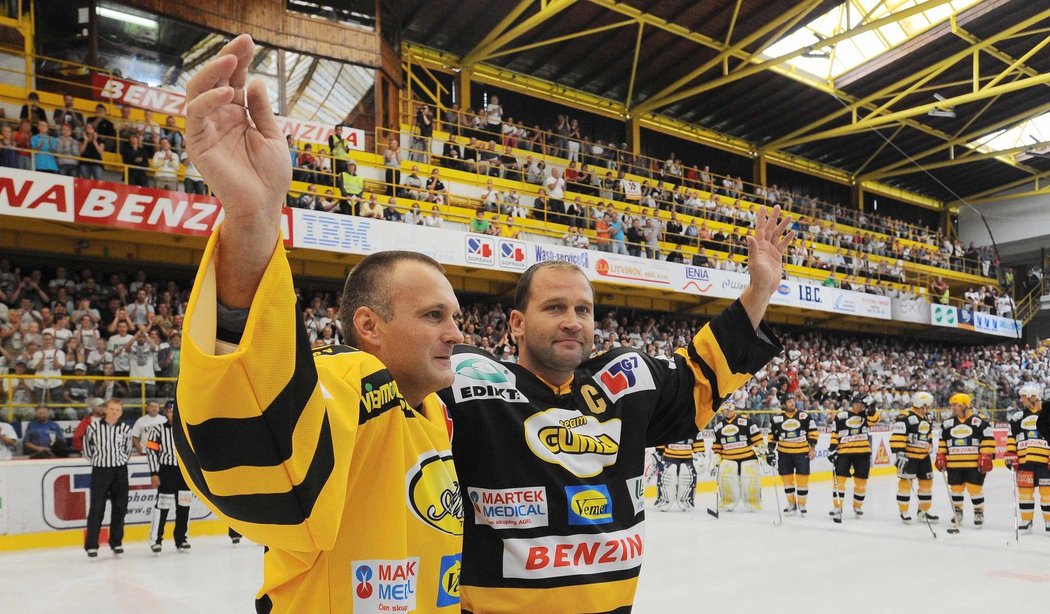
[706,455,720,518]
[1009,465,1021,542]
[911,479,937,539]
[941,469,961,534]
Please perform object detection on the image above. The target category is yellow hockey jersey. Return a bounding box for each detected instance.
[937,412,995,469]
[829,409,880,456]
[658,435,706,461]
[174,231,463,613]
[769,409,818,455]
[890,409,934,460]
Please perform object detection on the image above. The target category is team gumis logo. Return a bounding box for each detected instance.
[524,407,622,477]
[406,450,464,536]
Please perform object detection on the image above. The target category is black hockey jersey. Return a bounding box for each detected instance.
[769,409,818,455]
[890,409,934,460]
[658,435,705,461]
[712,414,763,461]
[938,412,995,469]
[829,409,880,456]
[440,299,780,613]
[1006,404,1050,467]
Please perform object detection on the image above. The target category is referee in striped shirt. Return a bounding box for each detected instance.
[146,401,191,553]
[83,398,132,559]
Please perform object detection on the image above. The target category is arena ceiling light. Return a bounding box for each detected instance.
[96,6,159,30]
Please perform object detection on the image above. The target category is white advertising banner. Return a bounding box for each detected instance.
[0,458,213,535]
[892,297,932,324]
[929,304,958,328]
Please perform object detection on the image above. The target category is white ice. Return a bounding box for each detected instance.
[2,470,1047,613]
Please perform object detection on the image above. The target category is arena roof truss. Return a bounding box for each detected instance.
[396,0,1050,205]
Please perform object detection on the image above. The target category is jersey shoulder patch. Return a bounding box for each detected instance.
[907,415,919,425]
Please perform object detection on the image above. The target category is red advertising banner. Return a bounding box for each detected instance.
[0,168,292,244]
[91,73,364,149]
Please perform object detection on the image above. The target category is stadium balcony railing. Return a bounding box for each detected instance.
[0,74,1003,310]
[385,113,999,286]
[396,96,947,250]
[0,373,178,423]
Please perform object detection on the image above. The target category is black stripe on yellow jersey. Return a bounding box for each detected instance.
[769,410,818,455]
[658,436,705,461]
[174,230,462,613]
[890,409,934,460]
[938,413,995,469]
[829,409,880,456]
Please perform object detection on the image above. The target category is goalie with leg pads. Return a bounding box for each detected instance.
[711,400,764,512]
[655,435,703,511]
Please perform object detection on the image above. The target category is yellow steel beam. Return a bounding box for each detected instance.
[979,31,1050,91]
[461,0,537,67]
[403,41,941,206]
[860,97,1050,179]
[774,73,1050,149]
[633,0,822,114]
[959,184,1050,207]
[955,168,1050,203]
[860,181,943,211]
[625,22,645,110]
[461,0,577,67]
[724,0,743,47]
[854,124,905,176]
[634,0,955,114]
[763,8,1050,150]
[483,18,635,61]
[866,140,1050,180]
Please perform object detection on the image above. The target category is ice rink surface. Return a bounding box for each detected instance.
[2,470,1047,614]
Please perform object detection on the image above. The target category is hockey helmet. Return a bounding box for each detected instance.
[1019,384,1044,399]
[948,392,971,407]
[912,391,934,408]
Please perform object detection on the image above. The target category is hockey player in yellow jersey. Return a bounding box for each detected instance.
[768,393,818,516]
[1006,384,1050,535]
[827,394,880,523]
[891,391,940,524]
[655,435,706,512]
[937,393,995,532]
[711,400,766,512]
[174,35,465,613]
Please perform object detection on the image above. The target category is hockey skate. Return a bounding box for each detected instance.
[112,546,124,558]
[830,508,842,524]
[973,511,984,528]
[1017,521,1033,534]
[783,503,798,516]
[853,507,864,518]
[947,508,963,534]
[151,543,162,554]
[899,513,912,524]
[798,507,807,517]
[917,510,939,523]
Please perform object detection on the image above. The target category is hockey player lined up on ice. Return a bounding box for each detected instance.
[1005,384,1050,534]
[768,392,818,516]
[936,393,995,531]
[711,400,766,512]
[655,434,706,512]
[827,393,880,523]
[890,391,940,524]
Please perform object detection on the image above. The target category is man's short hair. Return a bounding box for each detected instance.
[514,261,592,312]
[338,251,446,347]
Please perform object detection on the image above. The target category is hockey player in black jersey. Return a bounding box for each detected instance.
[768,393,818,516]
[441,206,792,613]
[890,391,939,524]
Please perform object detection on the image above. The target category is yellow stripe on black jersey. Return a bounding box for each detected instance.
[712,415,763,461]
[659,436,704,460]
[175,229,462,613]
[938,412,995,469]
[890,410,934,460]
[1006,406,1049,467]
[769,410,818,455]
[829,410,880,456]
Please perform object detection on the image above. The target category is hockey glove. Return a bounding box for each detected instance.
[934,453,947,472]
[1004,452,1017,471]
[894,451,909,473]
[765,450,776,466]
[826,449,838,465]
[977,453,993,474]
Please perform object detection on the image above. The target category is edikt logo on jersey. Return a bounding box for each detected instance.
[351,558,419,612]
[406,451,464,536]
[594,354,656,403]
[451,353,529,403]
[565,484,613,525]
[468,486,549,530]
[524,407,622,477]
